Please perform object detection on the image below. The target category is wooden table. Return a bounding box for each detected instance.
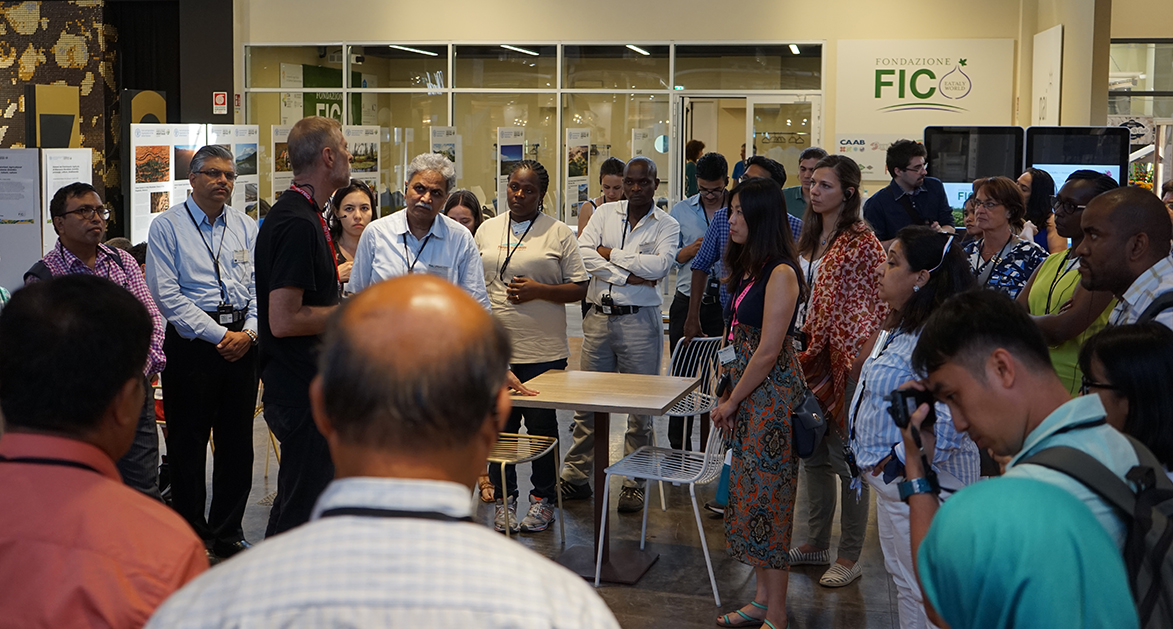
[511,370,699,584]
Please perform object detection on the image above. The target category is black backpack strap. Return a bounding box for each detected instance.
[98,244,128,273]
[897,194,928,226]
[1020,446,1138,516]
[23,261,52,284]
[1138,291,1173,324]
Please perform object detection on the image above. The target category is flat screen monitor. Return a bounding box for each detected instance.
[924,126,1025,210]
[1025,126,1130,186]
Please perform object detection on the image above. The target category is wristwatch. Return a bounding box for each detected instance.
[898,477,937,502]
[244,329,258,345]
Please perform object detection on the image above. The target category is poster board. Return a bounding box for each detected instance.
[271,125,294,201]
[40,148,92,254]
[835,39,1015,178]
[429,126,462,181]
[1032,26,1063,126]
[0,149,42,292]
[207,125,261,218]
[566,128,590,219]
[129,123,206,243]
[497,127,525,210]
[343,125,382,200]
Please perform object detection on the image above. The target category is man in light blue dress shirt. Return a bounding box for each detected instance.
[349,153,488,309]
[146,145,259,560]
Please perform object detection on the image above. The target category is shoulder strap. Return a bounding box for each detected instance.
[897,194,927,226]
[1138,290,1173,324]
[23,260,52,283]
[98,245,128,273]
[1019,445,1138,515]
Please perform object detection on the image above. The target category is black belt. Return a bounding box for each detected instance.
[204,309,247,324]
[594,304,641,316]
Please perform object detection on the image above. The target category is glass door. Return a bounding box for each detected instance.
[746,95,822,188]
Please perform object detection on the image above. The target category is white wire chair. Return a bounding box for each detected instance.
[596,337,727,606]
[656,336,724,509]
[486,433,565,541]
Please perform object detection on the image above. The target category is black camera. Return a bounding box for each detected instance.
[885,388,937,430]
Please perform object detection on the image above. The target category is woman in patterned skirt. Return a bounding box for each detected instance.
[711,177,807,629]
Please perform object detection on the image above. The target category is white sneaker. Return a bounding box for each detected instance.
[518,496,556,532]
[493,497,519,533]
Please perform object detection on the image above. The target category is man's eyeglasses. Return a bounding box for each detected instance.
[1079,376,1121,396]
[901,162,927,174]
[58,205,110,221]
[697,185,725,197]
[193,169,238,181]
[1049,196,1087,215]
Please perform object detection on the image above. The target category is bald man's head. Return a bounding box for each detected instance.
[1076,187,1173,295]
[317,275,511,452]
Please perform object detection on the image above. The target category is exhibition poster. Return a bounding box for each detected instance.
[497,127,525,211]
[343,126,382,202]
[207,125,261,219]
[271,125,294,203]
[0,149,41,292]
[836,39,1014,177]
[40,149,92,253]
[566,128,590,219]
[631,128,653,159]
[129,123,206,244]
[430,126,462,181]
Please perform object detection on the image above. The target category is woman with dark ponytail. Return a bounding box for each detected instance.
[847,225,980,629]
[473,160,589,535]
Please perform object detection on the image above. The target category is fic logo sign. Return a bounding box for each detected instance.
[872,57,973,114]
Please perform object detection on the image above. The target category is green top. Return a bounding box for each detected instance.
[781,186,806,219]
[1026,248,1114,394]
[919,477,1138,629]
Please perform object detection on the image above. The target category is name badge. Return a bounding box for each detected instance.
[233,249,249,264]
[718,344,737,366]
[425,264,450,278]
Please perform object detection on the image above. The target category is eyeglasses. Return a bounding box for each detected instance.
[972,199,1002,210]
[1079,376,1121,396]
[1049,196,1087,215]
[58,205,110,221]
[697,185,725,197]
[193,169,238,181]
[901,162,927,174]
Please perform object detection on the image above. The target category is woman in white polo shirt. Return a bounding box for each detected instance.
[475,160,589,534]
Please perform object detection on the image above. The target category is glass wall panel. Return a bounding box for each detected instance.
[562,45,669,90]
[674,44,821,90]
[563,93,671,219]
[245,92,282,208]
[1108,94,1173,119]
[347,92,448,214]
[1109,43,1173,93]
[453,45,557,89]
[346,44,448,88]
[247,45,345,88]
[750,101,814,188]
[454,92,558,214]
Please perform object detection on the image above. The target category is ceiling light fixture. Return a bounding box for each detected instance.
[390,45,438,57]
[626,44,650,56]
[501,44,540,57]
[789,44,800,55]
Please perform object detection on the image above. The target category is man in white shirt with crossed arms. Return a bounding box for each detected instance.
[560,157,680,513]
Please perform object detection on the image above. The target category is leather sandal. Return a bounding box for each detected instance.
[716,601,767,627]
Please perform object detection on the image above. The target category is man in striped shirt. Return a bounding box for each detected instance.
[27,182,167,498]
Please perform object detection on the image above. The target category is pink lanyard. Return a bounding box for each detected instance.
[727,279,755,341]
[291,184,340,284]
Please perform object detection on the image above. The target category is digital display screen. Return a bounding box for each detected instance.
[1026,126,1130,186]
[925,126,1025,210]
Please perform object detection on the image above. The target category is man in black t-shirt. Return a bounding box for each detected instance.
[255,116,351,535]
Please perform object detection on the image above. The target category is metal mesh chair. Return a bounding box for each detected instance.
[596,423,729,605]
[656,336,724,510]
[486,433,565,541]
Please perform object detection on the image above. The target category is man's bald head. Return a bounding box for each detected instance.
[317,275,511,452]
[1086,187,1172,258]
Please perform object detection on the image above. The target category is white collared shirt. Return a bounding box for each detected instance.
[1110,253,1173,330]
[146,477,620,629]
[579,200,679,307]
[349,210,489,309]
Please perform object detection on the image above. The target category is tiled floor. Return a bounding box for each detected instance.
[214,304,900,628]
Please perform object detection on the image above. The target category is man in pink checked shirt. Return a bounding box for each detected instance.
[25,182,168,498]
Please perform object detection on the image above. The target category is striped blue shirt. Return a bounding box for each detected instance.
[848,329,979,485]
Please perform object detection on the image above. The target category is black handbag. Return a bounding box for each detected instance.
[792,388,827,459]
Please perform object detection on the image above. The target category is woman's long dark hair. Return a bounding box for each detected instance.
[723,177,807,303]
[1022,167,1055,229]
[893,225,976,333]
[797,155,863,257]
[326,179,376,242]
[1078,323,1173,467]
[443,189,488,235]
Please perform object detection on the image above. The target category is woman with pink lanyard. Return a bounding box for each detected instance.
[710,177,807,629]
